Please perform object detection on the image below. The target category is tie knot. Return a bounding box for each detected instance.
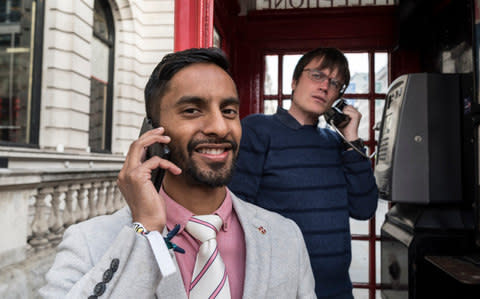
[185,215,223,243]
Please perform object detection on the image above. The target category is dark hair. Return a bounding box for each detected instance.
[292,47,350,95]
[145,47,231,125]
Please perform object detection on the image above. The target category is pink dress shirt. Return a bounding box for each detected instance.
[161,187,246,299]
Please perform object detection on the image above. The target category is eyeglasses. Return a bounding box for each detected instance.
[303,69,345,93]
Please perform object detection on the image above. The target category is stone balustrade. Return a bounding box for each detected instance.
[28,177,124,252]
[0,168,124,257]
[0,156,126,298]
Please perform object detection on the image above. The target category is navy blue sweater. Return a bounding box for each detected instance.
[229,108,378,299]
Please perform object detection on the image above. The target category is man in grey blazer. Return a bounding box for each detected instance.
[40,48,316,299]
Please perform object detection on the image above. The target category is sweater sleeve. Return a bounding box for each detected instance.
[342,149,379,220]
[229,116,269,203]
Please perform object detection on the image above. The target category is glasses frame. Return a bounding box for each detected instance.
[303,68,346,93]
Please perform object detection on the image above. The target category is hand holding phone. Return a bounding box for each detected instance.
[324,99,372,158]
[324,99,351,129]
[139,118,171,191]
[117,118,181,232]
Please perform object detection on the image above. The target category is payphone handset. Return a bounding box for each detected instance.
[324,98,351,128]
[324,99,374,159]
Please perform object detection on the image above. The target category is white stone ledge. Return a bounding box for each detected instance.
[0,168,121,189]
[0,147,124,174]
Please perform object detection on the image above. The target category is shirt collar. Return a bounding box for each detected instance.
[161,186,234,234]
[274,106,318,129]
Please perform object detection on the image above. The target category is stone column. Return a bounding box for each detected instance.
[48,185,68,245]
[78,183,91,222]
[96,181,109,216]
[88,182,100,219]
[114,185,124,210]
[106,180,116,214]
[29,187,54,251]
[63,184,80,228]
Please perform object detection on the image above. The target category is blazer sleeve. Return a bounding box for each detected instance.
[229,118,269,203]
[40,225,165,298]
[342,149,379,220]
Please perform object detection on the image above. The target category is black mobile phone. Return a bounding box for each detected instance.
[324,99,351,129]
[139,117,170,191]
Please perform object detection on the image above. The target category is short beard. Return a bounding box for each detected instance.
[168,137,238,188]
[184,159,236,188]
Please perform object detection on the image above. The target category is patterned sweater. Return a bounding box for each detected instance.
[229,107,378,299]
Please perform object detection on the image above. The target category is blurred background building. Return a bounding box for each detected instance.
[0,0,174,297]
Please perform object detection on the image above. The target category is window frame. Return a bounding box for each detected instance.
[89,0,115,153]
[0,0,45,147]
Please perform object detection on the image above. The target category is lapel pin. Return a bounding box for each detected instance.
[257,226,266,234]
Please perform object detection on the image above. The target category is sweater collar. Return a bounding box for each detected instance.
[274,106,318,130]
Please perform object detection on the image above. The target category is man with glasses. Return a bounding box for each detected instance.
[229,47,378,299]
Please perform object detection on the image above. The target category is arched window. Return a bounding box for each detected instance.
[89,0,114,152]
[0,0,43,145]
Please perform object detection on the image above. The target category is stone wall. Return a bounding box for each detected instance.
[38,0,175,155]
[0,1,175,297]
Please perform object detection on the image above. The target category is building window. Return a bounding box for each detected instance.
[89,0,114,152]
[0,0,43,145]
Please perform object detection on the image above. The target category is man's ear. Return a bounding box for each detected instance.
[291,79,297,92]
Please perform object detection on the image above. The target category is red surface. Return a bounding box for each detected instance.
[174,0,214,51]
[210,5,409,299]
[230,6,399,118]
[174,4,421,296]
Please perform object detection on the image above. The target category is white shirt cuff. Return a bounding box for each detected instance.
[144,230,177,277]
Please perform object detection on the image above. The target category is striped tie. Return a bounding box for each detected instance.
[185,215,231,299]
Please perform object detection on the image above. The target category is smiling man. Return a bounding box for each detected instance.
[229,48,378,299]
[40,48,316,299]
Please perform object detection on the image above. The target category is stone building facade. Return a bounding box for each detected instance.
[0,0,175,297]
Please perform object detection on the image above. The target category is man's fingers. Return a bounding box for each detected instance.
[125,128,171,167]
[143,156,182,175]
[343,105,362,119]
[140,126,165,138]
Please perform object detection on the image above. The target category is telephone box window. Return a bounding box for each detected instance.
[264,55,278,95]
[282,55,301,94]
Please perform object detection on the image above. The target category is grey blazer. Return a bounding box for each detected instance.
[40,192,316,298]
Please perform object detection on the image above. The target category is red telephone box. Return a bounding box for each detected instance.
[173,2,417,298]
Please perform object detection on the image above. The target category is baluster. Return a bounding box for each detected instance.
[29,187,53,251]
[114,185,125,210]
[89,182,101,219]
[78,183,90,222]
[64,184,79,228]
[72,184,82,223]
[26,190,38,255]
[48,185,67,245]
[97,181,109,216]
[106,180,116,214]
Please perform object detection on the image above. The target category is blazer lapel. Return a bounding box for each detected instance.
[231,193,271,299]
